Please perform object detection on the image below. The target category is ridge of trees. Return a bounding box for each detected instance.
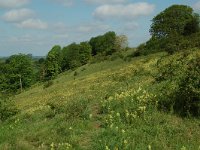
[0,31,128,94]
[1,4,200,96]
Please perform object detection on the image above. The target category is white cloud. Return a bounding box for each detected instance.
[85,0,127,4]
[51,0,73,6]
[54,34,69,39]
[2,8,34,22]
[16,19,48,29]
[77,23,110,33]
[93,2,155,20]
[2,8,48,30]
[193,1,200,11]
[0,0,30,8]
[54,22,66,29]
[123,22,139,31]
[52,22,69,33]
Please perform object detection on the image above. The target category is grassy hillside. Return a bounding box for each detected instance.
[0,50,200,150]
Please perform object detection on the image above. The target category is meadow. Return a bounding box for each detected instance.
[0,49,200,150]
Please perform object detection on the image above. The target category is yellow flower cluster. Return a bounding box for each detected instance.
[49,142,72,150]
[101,86,157,130]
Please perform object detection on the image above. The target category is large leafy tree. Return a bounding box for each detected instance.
[139,5,200,55]
[0,54,34,93]
[62,43,81,70]
[89,35,104,55]
[150,5,199,38]
[79,42,92,65]
[45,45,62,80]
[89,31,116,55]
[62,42,92,70]
[103,31,117,55]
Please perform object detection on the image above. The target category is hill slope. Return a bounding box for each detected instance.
[0,50,200,150]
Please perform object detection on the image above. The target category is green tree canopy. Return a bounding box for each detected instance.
[150,5,200,39]
[62,42,92,70]
[79,42,92,65]
[89,31,116,55]
[45,45,62,80]
[138,5,200,55]
[62,43,81,70]
[0,54,34,93]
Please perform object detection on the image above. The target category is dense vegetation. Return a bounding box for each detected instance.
[0,4,200,149]
[0,31,128,94]
[136,5,200,55]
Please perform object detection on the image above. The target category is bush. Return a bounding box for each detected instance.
[135,38,164,56]
[43,80,54,88]
[0,99,18,121]
[155,51,200,116]
[173,57,200,116]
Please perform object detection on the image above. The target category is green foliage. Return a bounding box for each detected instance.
[45,45,62,80]
[135,38,163,56]
[174,57,200,116]
[183,13,200,35]
[43,80,54,89]
[62,42,92,71]
[163,34,191,54]
[155,51,200,116]
[62,43,82,70]
[79,42,92,65]
[89,31,116,56]
[137,5,200,55]
[0,98,18,122]
[38,58,45,64]
[37,59,46,82]
[150,5,199,38]
[0,54,34,93]
[187,32,200,48]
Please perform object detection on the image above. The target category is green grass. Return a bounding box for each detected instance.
[0,50,200,150]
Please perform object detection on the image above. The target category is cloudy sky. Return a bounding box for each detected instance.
[0,0,199,56]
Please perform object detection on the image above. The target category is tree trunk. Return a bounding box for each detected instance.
[19,75,23,92]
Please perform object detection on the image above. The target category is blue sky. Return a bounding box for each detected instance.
[0,0,199,56]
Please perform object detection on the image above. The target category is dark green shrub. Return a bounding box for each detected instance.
[73,71,78,80]
[156,51,200,117]
[123,55,132,62]
[81,67,86,72]
[163,34,191,54]
[173,57,200,116]
[132,50,141,57]
[0,99,18,121]
[110,52,124,61]
[134,43,145,57]
[43,80,54,88]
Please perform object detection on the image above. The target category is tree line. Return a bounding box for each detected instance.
[1,4,200,96]
[0,31,128,95]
